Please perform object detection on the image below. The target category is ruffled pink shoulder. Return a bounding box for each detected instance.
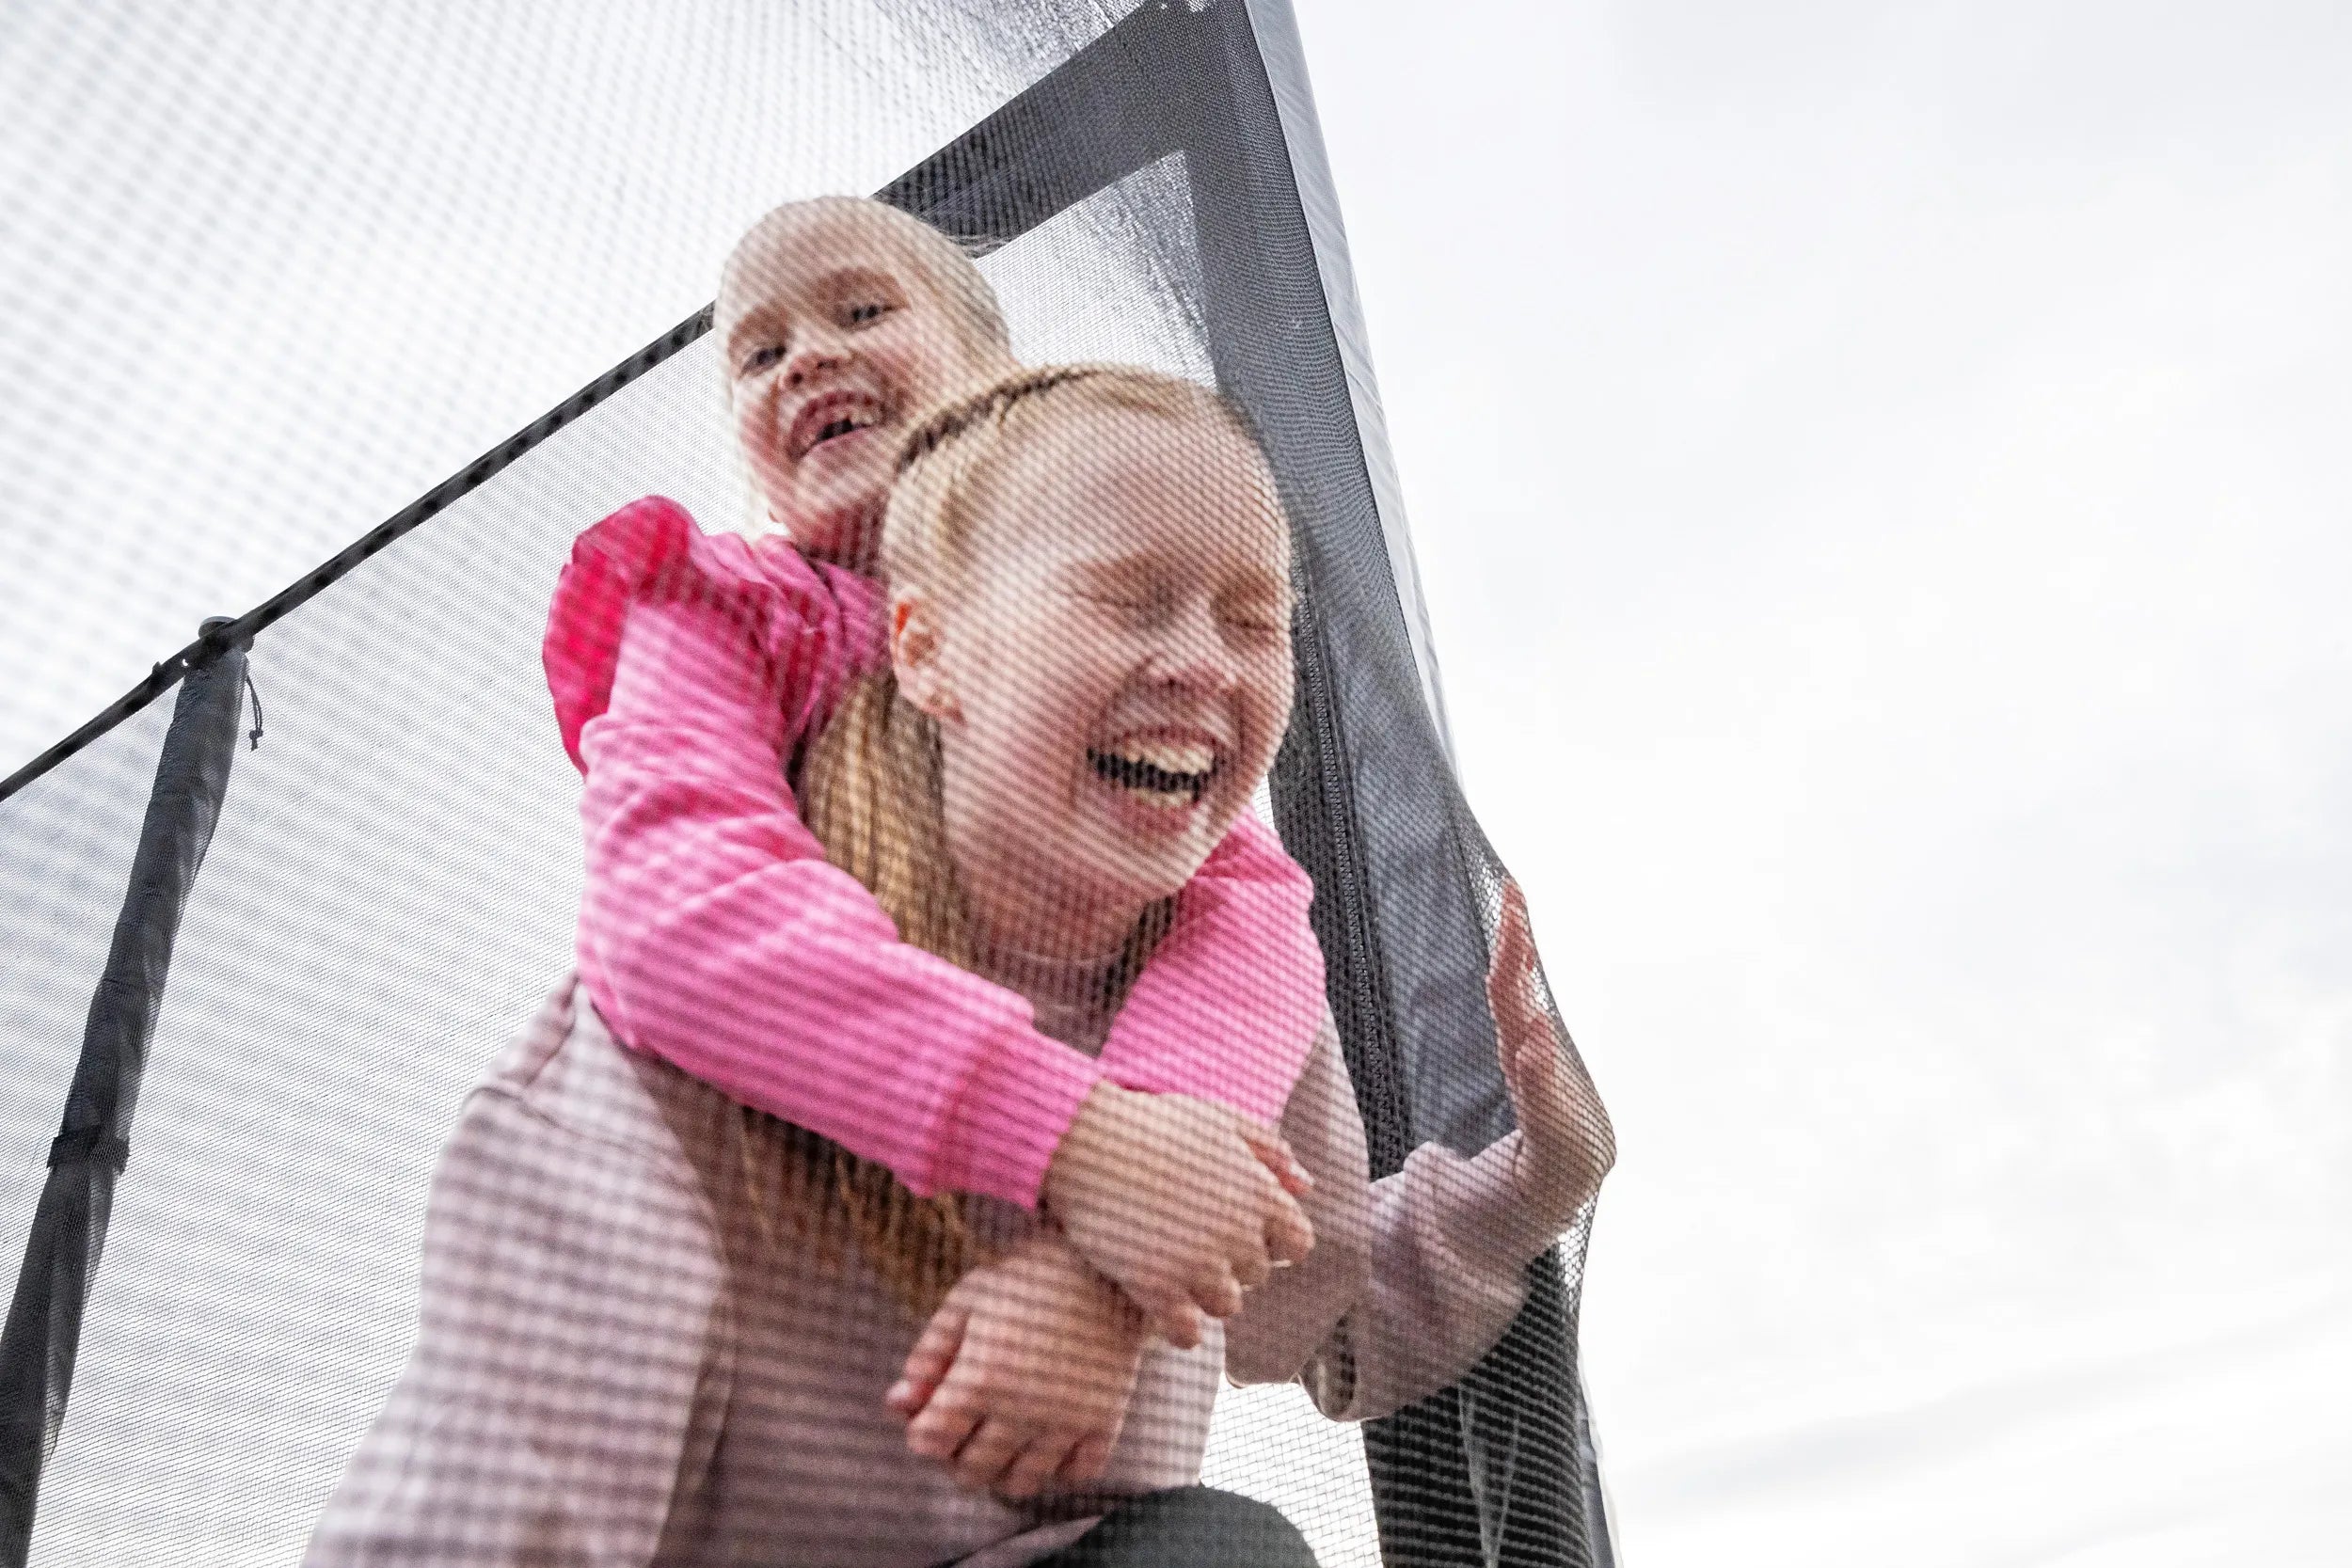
[542,496,883,770]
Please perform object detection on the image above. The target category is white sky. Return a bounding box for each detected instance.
[2,1,2347,1564]
[1291,2,2352,1561]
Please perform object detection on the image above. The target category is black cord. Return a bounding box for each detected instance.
[242,669,263,752]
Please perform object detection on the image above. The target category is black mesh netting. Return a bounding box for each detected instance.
[0,4,1611,1564]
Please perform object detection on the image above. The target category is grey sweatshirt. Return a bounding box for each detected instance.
[304,958,1585,1567]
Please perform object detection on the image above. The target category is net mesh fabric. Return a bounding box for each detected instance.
[0,3,1610,1564]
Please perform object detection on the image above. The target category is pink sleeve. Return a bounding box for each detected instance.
[1096,814,1326,1124]
[547,499,1102,1209]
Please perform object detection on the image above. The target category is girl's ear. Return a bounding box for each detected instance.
[892,594,959,720]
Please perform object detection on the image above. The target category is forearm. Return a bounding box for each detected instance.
[1216,1021,1585,1421]
[577,597,1099,1207]
[580,718,1099,1204]
[1308,1135,1570,1422]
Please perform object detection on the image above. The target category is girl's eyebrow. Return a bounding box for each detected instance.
[1054,554,1157,591]
[723,301,790,359]
[822,264,908,296]
[1058,553,1291,607]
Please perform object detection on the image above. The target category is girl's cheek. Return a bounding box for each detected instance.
[880,325,950,401]
[736,396,777,476]
[1248,650,1295,733]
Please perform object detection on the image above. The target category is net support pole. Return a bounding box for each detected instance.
[0,619,247,1567]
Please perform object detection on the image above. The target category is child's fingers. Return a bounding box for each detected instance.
[996,1433,1078,1501]
[894,1302,969,1414]
[1144,1291,1205,1351]
[1512,1022,1561,1123]
[1232,1243,1273,1291]
[1487,880,1539,1018]
[1497,879,1534,964]
[1500,1004,1562,1120]
[1489,883,1566,1100]
[950,1418,1027,1496]
[1059,1432,1116,1488]
[1197,1265,1246,1322]
[883,1375,936,1418]
[906,1386,983,1465]
[1261,1180,1315,1268]
[1235,1119,1316,1196]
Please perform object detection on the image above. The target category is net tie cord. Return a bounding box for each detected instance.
[45,1129,129,1176]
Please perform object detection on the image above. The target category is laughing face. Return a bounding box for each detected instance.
[897,403,1295,958]
[718,200,1014,566]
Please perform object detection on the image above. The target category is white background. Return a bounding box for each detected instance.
[3,2,2347,1563]
[1289,2,2352,1561]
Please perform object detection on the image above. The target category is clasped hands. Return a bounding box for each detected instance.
[882,1082,1314,1500]
[885,878,1606,1500]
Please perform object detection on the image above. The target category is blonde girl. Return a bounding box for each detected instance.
[305,364,1611,1567]
[543,197,1332,1351]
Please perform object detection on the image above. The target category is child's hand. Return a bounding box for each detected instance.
[885,1233,1148,1499]
[1488,879,1614,1212]
[1041,1084,1315,1350]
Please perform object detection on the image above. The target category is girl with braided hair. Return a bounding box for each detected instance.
[305,361,1611,1567]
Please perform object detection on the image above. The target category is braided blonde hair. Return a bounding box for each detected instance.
[744,364,1264,1319]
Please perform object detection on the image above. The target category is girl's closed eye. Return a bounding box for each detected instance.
[740,341,787,375]
[844,300,891,326]
[1081,582,1177,628]
[1216,581,1293,638]
[1221,601,1289,638]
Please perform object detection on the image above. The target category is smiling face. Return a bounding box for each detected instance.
[718,199,1015,566]
[894,399,1295,957]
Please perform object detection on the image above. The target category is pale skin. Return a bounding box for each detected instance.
[1489,879,1615,1209]
[888,876,1612,1498]
[877,405,1613,1497]
[717,202,1317,1342]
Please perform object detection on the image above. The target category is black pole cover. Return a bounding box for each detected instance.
[0,623,247,1567]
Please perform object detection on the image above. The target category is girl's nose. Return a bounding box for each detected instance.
[1151,602,1242,693]
[784,332,847,390]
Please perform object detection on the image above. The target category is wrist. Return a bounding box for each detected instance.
[1042,1081,1136,1217]
[1505,1129,1601,1239]
[937,1025,1102,1210]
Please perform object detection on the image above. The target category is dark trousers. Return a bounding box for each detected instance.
[1036,1487,1320,1567]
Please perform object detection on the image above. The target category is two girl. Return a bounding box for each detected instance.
[550,198,1331,1349]
[307,199,1611,1566]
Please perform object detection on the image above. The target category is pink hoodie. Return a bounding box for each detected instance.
[542,497,1328,1210]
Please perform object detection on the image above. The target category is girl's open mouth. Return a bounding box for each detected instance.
[1087,741,1217,809]
[787,391,888,460]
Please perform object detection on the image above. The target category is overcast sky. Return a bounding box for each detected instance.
[3,2,2347,1564]
[1290,2,2351,1560]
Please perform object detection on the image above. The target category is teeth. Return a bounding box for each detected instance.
[1114,739,1216,776]
[1127,782,1194,809]
[801,402,882,453]
[1088,745,1216,807]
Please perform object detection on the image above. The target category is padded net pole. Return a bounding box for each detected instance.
[0,621,248,1567]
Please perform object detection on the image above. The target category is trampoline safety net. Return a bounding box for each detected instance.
[0,4,1614,1565]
